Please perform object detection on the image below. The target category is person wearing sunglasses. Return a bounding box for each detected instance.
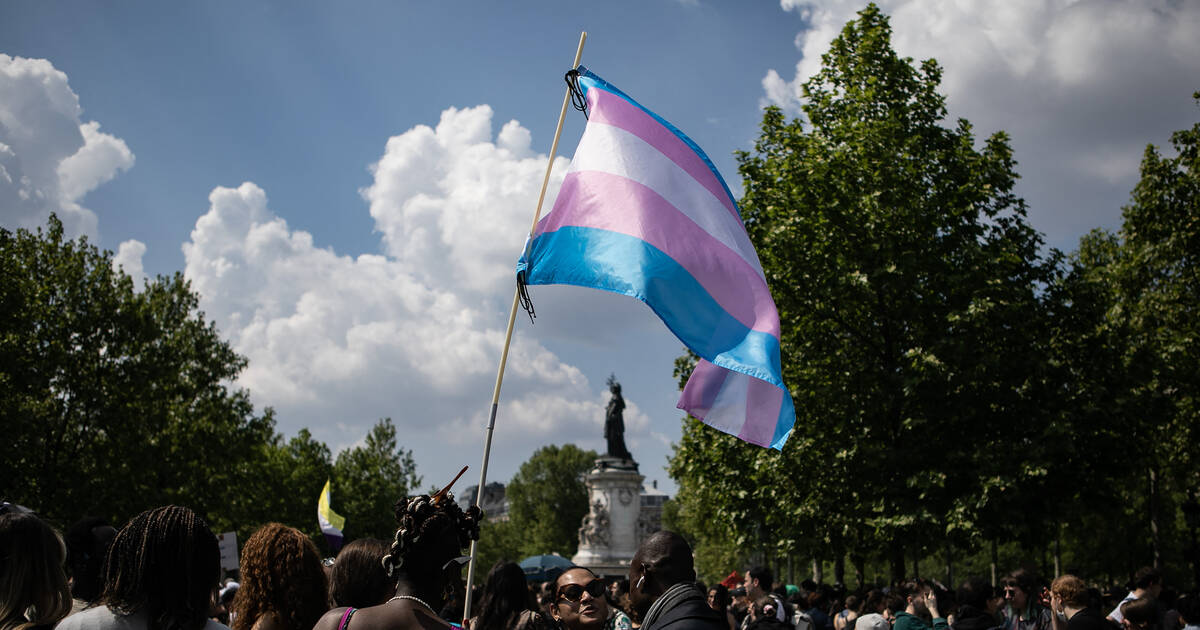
[313,472,483,630]
[551,568,631,630]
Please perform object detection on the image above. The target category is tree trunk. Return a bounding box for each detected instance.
[788,555,795,584]
[813,557,824,584]
[990,540,999,586]
[912,546,921,579]
[1053,529,1062,577]
[1149,467,1162,569]
[944,539,954,588]
[891,540,906,584]
[835,554,846,586]
[853,554,866,589]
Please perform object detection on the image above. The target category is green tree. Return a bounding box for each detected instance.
[219,428,334,545]
[332,418,421,540]
[0,214,276,528]
[671,3,1053,581]
[505,444,597,557]
[470,518,525,586]
[1108,93,1200,574]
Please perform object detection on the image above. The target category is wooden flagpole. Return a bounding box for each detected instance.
[461,30,587,622]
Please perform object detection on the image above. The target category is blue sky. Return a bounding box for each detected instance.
[4,0,1199,506]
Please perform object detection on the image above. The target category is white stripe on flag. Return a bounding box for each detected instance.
[567,122,766,280]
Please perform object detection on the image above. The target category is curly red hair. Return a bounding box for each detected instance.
[232,523,327,630]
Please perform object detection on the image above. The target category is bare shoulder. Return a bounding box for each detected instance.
[315,608,352,630]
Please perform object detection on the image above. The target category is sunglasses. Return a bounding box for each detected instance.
[559,580,606,603]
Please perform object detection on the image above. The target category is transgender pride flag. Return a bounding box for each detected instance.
[517,67,794,449]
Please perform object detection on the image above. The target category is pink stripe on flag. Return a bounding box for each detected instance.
[738,375,785,446]
[587,88,741,222]
[677,360,785,448]
[538,171,780,337]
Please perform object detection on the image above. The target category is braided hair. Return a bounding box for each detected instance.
[101,506,220,630]
[382,494,481,577]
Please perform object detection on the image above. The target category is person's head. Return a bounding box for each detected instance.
[477,562,534,630]
[66,517,118,604]
[628,531,696,618]
[744,567,774,600]
[216,583,238,625]
[863,590,886,614]
[383,493,482,607]
[895,580,931,620]
[609,578,629,604]
[1002,570,1040,611]
[956,577,995,613]
[855,613,891,630]
[708,584,730,613]
[329,537,392,608]
[101,505,220,630]
[808,590,829,612]
[883,591,906,620]
[1049,576,1088,611]
[752,596,781,623]
[0,512,72,630]
[1132,568,1163,599]
[1175,595,1200,627]
[232,523,327,630]
[731,587,749,612]
[1121,597,1158,630]
[552,567,610,630]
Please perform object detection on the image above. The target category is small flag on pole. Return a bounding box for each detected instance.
[517,67,794,449]
[317,479,345,551]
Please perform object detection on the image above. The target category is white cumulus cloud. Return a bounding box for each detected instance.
[0,54,134,239]
[113,239,148,287]
[764,0,1200,248]
[182,107,651,486]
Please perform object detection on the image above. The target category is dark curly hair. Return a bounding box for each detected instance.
[232,523,328,630]
[382,493,482,577]
[101,506,219,630]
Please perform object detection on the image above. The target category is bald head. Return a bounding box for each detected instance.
[635,530,696,587]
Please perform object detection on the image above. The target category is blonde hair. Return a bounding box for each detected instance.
[0,513,72,630]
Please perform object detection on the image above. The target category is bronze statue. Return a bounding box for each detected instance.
[604,374,631,460]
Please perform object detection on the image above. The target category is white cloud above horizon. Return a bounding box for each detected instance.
[179,105,656,482]
[764,0,1200,249]
[0,50,687,488]
[0,54,133,240]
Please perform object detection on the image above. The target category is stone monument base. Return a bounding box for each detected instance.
[572,456,643,577]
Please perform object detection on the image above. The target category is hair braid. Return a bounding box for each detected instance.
[382,493,481,577]
[101,506,219,630]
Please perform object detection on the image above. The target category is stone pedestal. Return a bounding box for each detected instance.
[571,456,643,577]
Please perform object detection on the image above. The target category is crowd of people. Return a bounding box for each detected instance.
[3,499,1198,630]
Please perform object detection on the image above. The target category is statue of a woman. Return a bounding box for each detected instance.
[604,375,631,460]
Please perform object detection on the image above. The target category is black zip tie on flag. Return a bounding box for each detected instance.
[565,69,588,119]
[517,269,536,323]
